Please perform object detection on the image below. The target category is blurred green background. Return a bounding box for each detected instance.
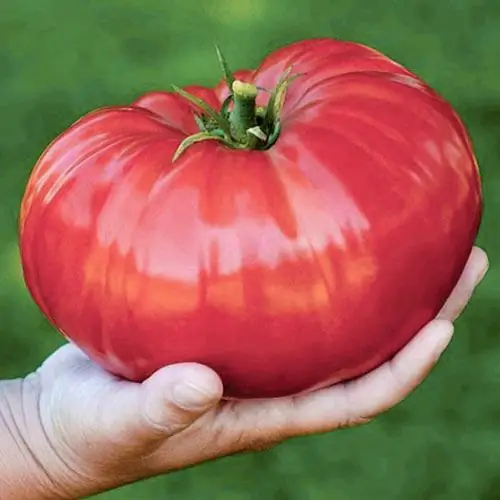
[1,0,499,498]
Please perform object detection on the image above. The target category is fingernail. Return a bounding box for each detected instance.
[476,264,489,285]
[473,248,489,285]
[172,381,217,410]
[435,322,454,356]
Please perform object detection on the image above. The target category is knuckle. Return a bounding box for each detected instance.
[142,405,193,436]
[337,416,373,429]
[211,401,290,455]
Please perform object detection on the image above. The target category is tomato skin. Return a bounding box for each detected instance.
[20,38,481,399]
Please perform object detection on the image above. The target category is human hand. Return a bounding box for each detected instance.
[1,247,488,499]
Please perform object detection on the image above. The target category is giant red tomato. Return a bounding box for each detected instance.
[19,38,481,399]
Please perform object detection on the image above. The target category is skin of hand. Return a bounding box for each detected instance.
[0,247,488,499]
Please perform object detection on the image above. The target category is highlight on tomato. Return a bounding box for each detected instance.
[19,38,482,399]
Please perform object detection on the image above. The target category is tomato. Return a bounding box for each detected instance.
[19,38,481,399]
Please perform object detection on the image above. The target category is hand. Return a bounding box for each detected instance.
[2,247,488,499]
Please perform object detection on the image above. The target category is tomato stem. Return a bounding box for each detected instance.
[171,47,302,161]
[229,81,261,146]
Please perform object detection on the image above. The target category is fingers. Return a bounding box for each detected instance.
[95,363,223,447]
[336,319,453,419]
[437,246,488,321]
[210,245,489,452]
[217,319,454,450]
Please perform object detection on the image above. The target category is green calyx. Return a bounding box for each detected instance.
[172,46,301,162]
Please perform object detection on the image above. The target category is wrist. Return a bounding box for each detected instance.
[0,376,76,499]
[0,374,146,499]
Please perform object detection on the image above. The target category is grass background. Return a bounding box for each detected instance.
[1,0,499,498]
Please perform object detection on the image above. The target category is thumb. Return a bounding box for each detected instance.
[142,363,223,437]
[98,363,223,446]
